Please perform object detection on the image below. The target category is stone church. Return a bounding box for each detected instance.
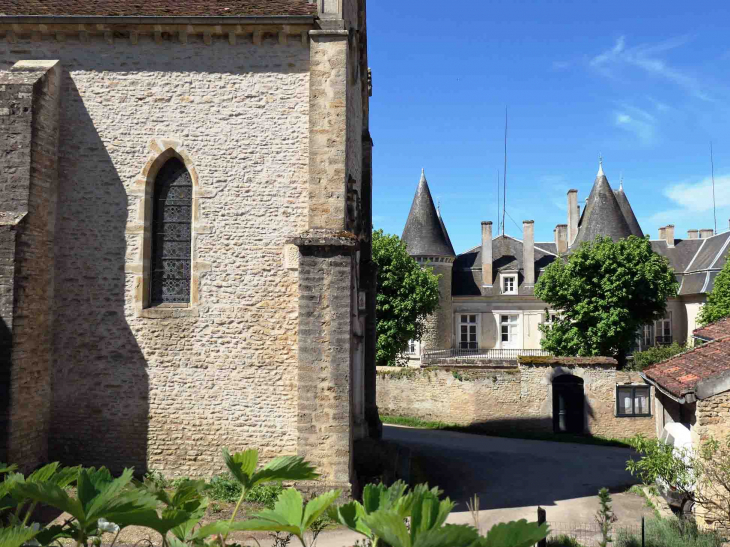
[404,163,730,363]
[0,0,377,493]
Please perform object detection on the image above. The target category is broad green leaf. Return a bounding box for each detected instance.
[412,525,480,547]
[191,521,235,540]
[34,524,74,546]
[85,468,139,521]
[12,481,84,521]
[0,463,17,475]
[255,488,303,527]
[223,448,259,488]
[229,518,302,536]
[97,490,159,526]
[50,466,81,488]
[362,509,412,547]
[170,480,207,509]
[77,469,100,509]
[302,489,341,529]
[251,456,318,486]
[327,501,371,538]
[480,520,549,547]
[0,525,37,547]
[27,463,60,484]
[113,508,193,536]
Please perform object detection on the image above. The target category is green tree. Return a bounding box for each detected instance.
[698,258,730,326]
[535,236,678,365]
[372,230,441,367]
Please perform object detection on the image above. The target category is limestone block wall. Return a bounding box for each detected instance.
[376,365,655,439]
[0,61,61,470]
[0,36,310,476]
[422,263,453,351]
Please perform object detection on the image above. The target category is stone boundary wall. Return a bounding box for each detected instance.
[376,364,655,439]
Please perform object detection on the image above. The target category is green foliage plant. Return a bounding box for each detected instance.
[372,230,441,366]
[595,488,614,547]
[535,236,678,366]
[547,535,584,547]
[630,342,687,371]
[615,516,723,547]
[698,259,730,326]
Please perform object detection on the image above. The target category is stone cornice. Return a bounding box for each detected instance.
[0,17,316,44]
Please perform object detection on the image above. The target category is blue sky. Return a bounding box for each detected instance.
[368,1,730,252]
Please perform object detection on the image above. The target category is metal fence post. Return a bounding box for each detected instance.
[537,507,547,547]
[641,516,645,547]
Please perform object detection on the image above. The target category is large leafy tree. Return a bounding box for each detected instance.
[698,258,730,326]
[535,235,678,365]
[372,230,440,367]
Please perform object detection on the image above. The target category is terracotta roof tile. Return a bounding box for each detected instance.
[0,1,317,17]
[644,337,730,397]
[694,317,730,341]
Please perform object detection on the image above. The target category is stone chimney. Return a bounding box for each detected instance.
[688,229,699,239]
[523,220,535,286]
[700,228,714,239]
[481,221,493,286]
[659,226,666,240]
[664,225,675,247]
[554,224,568,254]
[567,190,578,245]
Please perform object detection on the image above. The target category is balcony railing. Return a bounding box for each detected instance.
[422,348,552,364]
[655,335,673,346]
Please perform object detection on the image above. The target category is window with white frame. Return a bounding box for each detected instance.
[500,314,519,346]
[643,323,654,348]
[459,314,478,350]
[656,313,672,345]
[616,385,651,417]
[406,340,419,355]
[501,274,517,295]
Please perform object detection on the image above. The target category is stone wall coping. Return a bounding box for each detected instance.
[0,15,316,25]
[0,212,27,226]
[518,356,618,368]
[288,229,358,249]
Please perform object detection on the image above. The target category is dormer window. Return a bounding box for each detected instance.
[501,274,517,295]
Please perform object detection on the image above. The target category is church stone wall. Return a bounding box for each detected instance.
[0,36,310,476]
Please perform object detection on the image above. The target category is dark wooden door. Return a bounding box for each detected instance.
[553,376,584,433]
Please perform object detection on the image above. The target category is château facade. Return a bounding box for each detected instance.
[403,164,730,363]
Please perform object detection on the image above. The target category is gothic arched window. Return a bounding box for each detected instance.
[150,158,192,305]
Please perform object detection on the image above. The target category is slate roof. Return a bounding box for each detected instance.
[0,0,317,17]
[452,235,557,296]
[572,165,633,247]
[693,317,730,341]
[643,337,730,398]
[402,170,456,257]
[614,187,644,238]
[652,231,730,295]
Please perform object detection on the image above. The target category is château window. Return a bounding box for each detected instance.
[501,274,517,295]
[150,158,192,305]
[459,314,478,350]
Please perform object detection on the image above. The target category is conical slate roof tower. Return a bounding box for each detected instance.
[613,176,644,238]
[402,169,455,257]
[572,162,633,247]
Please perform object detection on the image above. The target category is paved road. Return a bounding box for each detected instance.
[382,425,654,530]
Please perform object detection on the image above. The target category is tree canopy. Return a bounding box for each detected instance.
[698,257,730,326]
[534,235,678,363]
[372,230,440,366]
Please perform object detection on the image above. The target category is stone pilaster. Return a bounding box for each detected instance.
[290,231,357,493]
[0,60,61,469]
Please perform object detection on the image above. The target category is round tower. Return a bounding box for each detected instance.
[401,169,456,352]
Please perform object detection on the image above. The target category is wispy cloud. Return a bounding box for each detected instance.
[665,174,730,212]
[538,175,570,211]
[613,103,657,145]
[552,61,571,70]
[590,35,711,101]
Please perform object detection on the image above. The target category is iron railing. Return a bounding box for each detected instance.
[421,348,551,364]
[655,335,673,345]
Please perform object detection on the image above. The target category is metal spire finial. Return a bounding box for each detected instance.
[597,153,605,177]
[420,167,426,183]
[620,171,624,191]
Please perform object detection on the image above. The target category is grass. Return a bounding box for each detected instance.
[381,415,634,448]
[616,517,725,547]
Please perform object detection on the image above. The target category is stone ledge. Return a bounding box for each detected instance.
[288,229,358,249]
[0,212,27,226]
[518,355,618,368]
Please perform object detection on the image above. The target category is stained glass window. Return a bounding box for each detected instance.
[150,158,192,305]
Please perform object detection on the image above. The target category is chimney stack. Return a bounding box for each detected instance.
[554,224,568,254]
[659,226,666,240]
[664,225,675,247]
[688,229,699,239]
[481,221,493,286]
[700,228,714,239]
[567,190,578,245]
[523,220,535,285]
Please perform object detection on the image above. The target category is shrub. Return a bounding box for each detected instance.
[631,342,687,371]
[547,535,585,547]
[207,473,243,502]
[615,517,724,547]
